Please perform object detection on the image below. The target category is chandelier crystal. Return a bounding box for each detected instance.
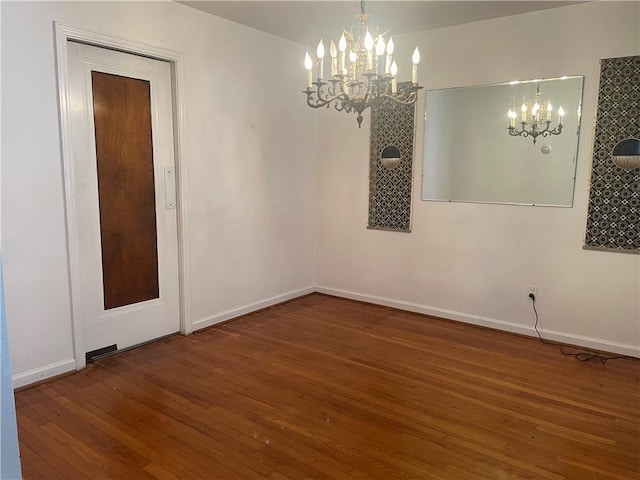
[303,0,422,127]
[507,83,564,144]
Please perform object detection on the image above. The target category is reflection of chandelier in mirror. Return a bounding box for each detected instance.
[302,0,422,128]
[507,83,564,144]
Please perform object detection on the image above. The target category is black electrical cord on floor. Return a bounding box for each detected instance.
[530,294,627,364]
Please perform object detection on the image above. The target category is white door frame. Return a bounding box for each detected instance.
[54,22,192,371]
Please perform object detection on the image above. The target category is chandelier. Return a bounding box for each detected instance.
[507,83,564,144]
[303,0,422,127]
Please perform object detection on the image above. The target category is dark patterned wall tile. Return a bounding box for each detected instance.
[368,84,416,232]
[585,55,640,253]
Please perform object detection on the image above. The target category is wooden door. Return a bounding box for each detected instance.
[67,41,180,361]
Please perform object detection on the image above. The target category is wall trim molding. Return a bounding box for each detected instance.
[315,286,640,358]
[12,359,76,389]
[192,287,315,332]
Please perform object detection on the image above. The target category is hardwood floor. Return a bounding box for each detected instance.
[15,294,640,479]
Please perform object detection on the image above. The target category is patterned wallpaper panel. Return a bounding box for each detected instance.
[368,86,416,232]
[584,55,640,253]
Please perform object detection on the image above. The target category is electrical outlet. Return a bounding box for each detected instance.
[528,285,537,299]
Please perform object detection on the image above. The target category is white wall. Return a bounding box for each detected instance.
[1,1,317,385]
[316,1,640,356]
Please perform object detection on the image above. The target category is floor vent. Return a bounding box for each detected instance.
[85,344,117,364]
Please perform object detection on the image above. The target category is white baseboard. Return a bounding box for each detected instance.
[192,286,315,332]
[315,286,640,358]
[12,285,637,390]
[12,358,77,389]
[11,288,314,388]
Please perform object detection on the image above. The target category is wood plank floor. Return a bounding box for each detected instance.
[15,293,640,479]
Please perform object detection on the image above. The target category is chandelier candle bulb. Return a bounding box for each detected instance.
[304,52,313,89]
[391,60,398,94]
[364,31,374,71]
[521,104,527,123]
[330,41,337,78]
[412,47,420,85]
[338,34,347,73]
[375,36,385,76]
[532,103,539,119]
[317,40,325,80]
[558,106,565,125]
[349,50,357,81]
[547,102,552,121]
[385,37,394,74]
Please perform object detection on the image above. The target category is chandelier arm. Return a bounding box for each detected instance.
[508,123,563,142]
[335,98,353,112]
[325,80,341,98]
[540,126,563,137]
[304,92,335,109]
[303,88,359,112]
[377,92,420,105]
[508,127,530,138]
[363,91,370,107]
[304,80,354,109]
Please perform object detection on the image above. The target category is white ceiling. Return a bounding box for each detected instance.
[178,1,586,47]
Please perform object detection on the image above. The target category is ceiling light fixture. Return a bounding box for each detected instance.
[507,83,564,144]
[303,0,422,128]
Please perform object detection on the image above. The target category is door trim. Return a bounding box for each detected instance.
[54,22,192,371]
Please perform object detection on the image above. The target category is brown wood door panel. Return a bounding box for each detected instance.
[91,71,159,310]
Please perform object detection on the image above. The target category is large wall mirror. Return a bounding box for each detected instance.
[422,76,584,206]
